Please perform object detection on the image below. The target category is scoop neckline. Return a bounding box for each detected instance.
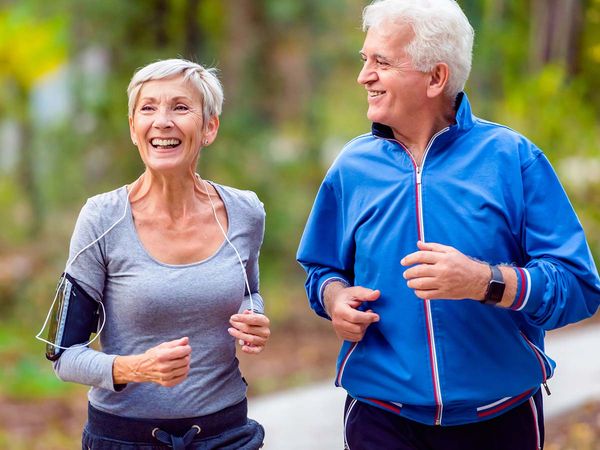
[122,181,232,268]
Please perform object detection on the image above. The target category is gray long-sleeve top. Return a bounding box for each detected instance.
[53,182,265,419]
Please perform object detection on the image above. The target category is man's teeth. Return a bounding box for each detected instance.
[151,138,181,147]
[369,91,385,97]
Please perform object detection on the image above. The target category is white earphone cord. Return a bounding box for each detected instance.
[201,178,255,313]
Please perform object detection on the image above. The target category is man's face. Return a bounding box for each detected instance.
[357,22,430,131]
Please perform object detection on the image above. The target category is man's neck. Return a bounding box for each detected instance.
[392,101,456,166]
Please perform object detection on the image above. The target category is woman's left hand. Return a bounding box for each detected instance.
[228,310,271,354]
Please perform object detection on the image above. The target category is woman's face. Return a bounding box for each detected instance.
[129,75,218,174]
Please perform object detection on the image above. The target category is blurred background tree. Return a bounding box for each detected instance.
[0,0,599,445]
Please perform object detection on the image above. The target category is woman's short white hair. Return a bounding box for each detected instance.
[127,58,223,127]
[362,0,474,98]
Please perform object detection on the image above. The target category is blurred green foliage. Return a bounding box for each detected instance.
[0,0,599,398]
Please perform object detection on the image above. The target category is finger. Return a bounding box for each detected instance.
[158,344,192,361]
[241,343,264,354]
[153,362,190,384]
[403,264,437,280]
[228,319,271,338]
[413,289,440,300]
[157,337,189,349]
[230,313,270,327]
[401,251,439,266]
[417,241,454,253]
[346,287,381,302]
[406,277,439,290]
[159,371,189,387]
[342,309,380,325]
[337,329,367,342]
[228,328,268,346]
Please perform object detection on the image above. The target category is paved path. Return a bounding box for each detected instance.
[248,325,600,449]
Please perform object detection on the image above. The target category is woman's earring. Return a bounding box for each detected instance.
[203,140,209,146]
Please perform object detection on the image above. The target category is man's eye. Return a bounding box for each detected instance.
[376,60,389,67]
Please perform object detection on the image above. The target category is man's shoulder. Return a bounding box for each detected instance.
[473,117,534,145]
[471,117,543,162]
[331,132,379,165]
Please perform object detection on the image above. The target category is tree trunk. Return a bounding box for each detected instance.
[530,0,584,75]
[184,0,203,59]
[15,83,42,238]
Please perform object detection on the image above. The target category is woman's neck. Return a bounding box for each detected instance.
[128,169,212,222]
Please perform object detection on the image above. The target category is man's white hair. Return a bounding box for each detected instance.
[127,58,223,128]
[362,0,474,98]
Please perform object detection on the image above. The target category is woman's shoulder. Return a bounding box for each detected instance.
[79,186,128,224]
[212,183,265,216]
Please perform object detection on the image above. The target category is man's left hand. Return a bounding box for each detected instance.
[401,241,489,300]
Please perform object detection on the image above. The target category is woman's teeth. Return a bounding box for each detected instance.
[151,138,181,148]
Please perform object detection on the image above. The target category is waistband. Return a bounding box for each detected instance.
[86,398,248,443]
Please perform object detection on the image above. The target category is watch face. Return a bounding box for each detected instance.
[488,280,505,303]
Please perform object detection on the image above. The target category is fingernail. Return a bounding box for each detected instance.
[238,339,244,346]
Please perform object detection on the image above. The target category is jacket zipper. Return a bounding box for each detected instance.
[415,127,449,425]
[521,332,553,395]
[376,126,449,425]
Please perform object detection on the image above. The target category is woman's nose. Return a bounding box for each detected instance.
[153,109,173,128]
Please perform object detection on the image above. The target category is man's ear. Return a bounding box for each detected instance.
[427,63,450,98]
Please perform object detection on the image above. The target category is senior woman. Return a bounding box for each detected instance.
[50,59,269,449]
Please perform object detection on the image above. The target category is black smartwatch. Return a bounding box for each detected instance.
[481,264,505,305]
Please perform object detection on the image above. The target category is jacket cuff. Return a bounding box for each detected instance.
[508,267,544,315]
[317,276,350,318]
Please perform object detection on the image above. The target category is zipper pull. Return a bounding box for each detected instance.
[542,381,551,396]
[416,166,422,184]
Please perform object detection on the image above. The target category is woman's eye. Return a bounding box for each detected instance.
[175,104,189,111]
[140,105,154,112]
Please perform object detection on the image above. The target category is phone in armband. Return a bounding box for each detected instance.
[45,273,101,361]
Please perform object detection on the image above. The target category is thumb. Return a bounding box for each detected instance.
[417,240,432,251]
[161,337,189,348]
[418,240,453,253]
[349,287,380,302]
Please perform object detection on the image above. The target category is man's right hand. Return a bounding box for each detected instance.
[323,282,380,342]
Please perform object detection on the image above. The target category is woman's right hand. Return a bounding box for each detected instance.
[113,337,192,387]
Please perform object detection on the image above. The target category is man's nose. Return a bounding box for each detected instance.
[357,62,377,85]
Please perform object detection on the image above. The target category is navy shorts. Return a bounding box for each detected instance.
[82,399,264,450]
[343,389,544,450]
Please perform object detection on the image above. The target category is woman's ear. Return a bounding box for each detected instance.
[202,115,220,146]
[129,116,138,146]
[427,63,450,99]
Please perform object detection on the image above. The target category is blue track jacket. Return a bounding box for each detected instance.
[297,93,600,426]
